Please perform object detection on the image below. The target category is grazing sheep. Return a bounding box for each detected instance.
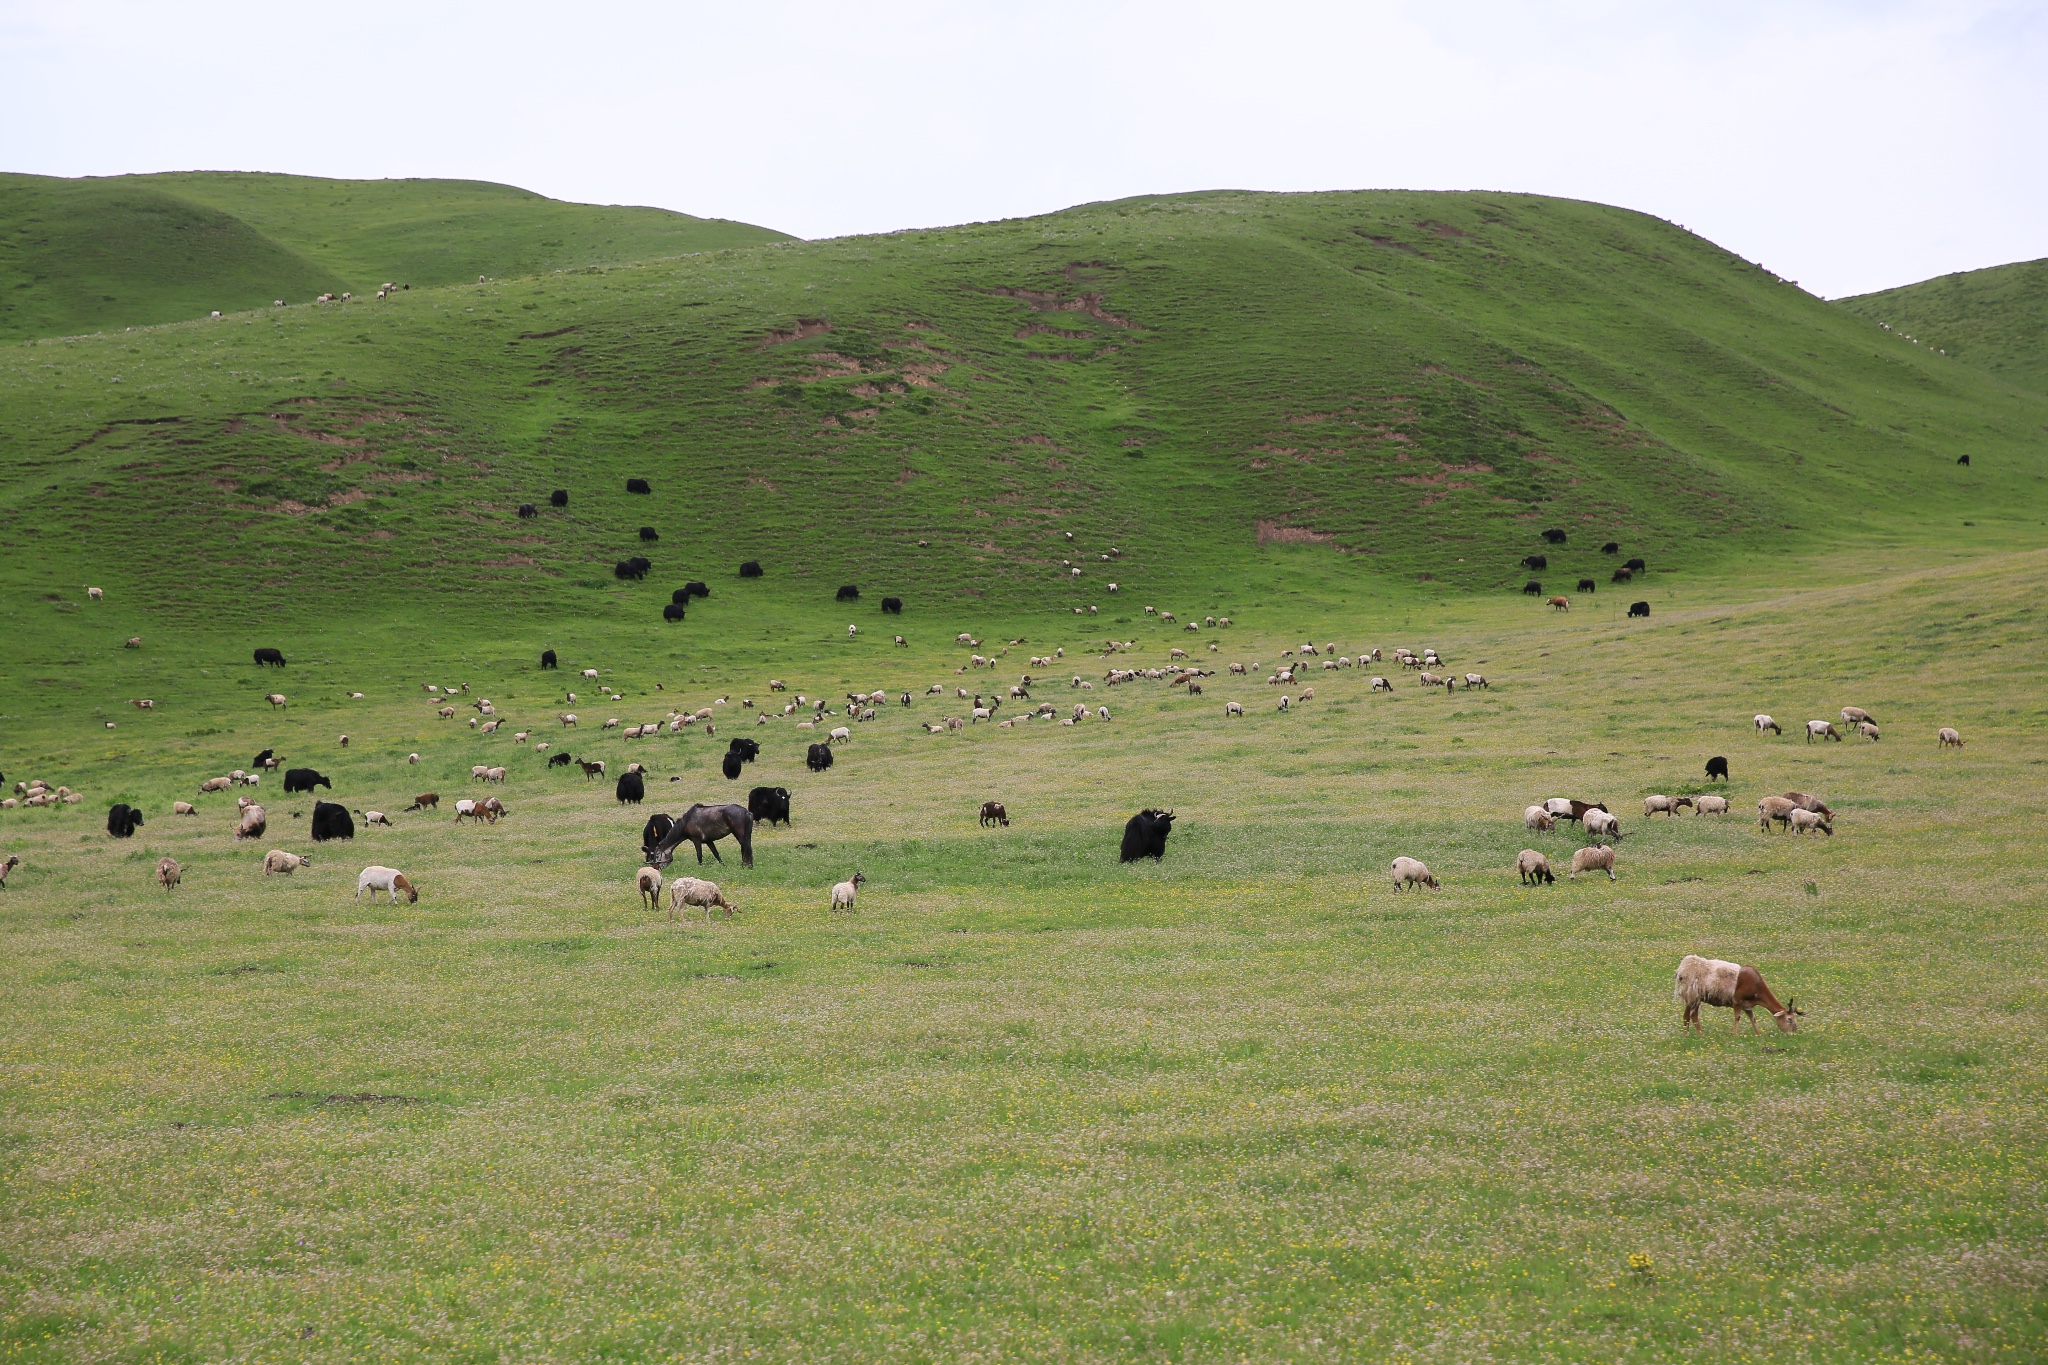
[1938,727,1963,748]
[1753,715,1782,736]
[1806,720,1841,743]
[266,693,288,709]
[235,804,268,840]
[1277,695,1290,712]
[637,866,664,909]
[440,707,457,719]
[583,669,600,680]
[979,801,1009,827]
[1569,845,1617,881]
[360,811,393,827]
[1853,721,1880,743]
[669,876,737,922]
[0,854,19,887]
[1789,808,1833,836]
[1225,701,1244,717]
[356,865,418,904]
[1784,792,1833,819]
[1643,795,1692,818]
[1523,805,1556,832]
[1371,676,1393,692]
[1463,673,1488,689]
[1097,705,1110,722]
[1516,849,1555,885]
[454,799,480,822]
[1841,706,1877,727]
[1757,795,1797,832]
[1674,955,1801,1033]
[263,849,310,876]
[1582,809,1624,843]
[1390,857,1439,891]
[173,801,198,816]
[830,872,866,912]
[1694,795,1730,815]
[87,586,104,601]
[156,857,182,889]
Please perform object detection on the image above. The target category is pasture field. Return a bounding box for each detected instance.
[3,541,2045,1363]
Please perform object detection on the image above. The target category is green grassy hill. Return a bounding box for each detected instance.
[0,171,793,340]
[1837,256,2048,397]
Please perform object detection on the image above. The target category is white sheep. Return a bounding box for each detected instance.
[1754,714,1782,735]
[830,726,852,743]
[1516,849,1554,885]
[1643,795,1692,818]
[637,866,664,909]
[356,865,418,903]
[1277,695,1290,712]
[1225,701,1244,717]
[361,811,393,827]
[1938,727,1963,748]
[1523,804,1555,832]
[408,753,421,764]
[583,669,600,679]
[830,872,866,911]
[1390,857,1439,891]
[173,801,198,816]
[1789,808,1833,836]
[1569,846,1617,881]
[1806,719,1842,743]
[87,586,104,601]
[1370,676,1393,692]
[1583,809,1624,843]
[669,876,737,922]
[1857,721,1880,742]
[1694,795,1730,815]
[263,849,310,875]
[1463,673,1488,689]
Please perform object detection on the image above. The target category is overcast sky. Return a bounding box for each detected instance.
[3,0,2043,298]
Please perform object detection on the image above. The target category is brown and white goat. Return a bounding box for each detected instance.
[1674,955,1803,1033]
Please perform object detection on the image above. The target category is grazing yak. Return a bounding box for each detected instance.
[684,580,710,599]
[740,560,763,578]
[1576,578,1596,593]
[1601,541,1620,554]
[745,786,791,827]
[541,649,558,669]
[663,602,687,622]
[1628,601,1650,617]
[1542,528,1568,544]
[614,557,650,581]
[836,584,860,601]
[1706,755,1730,782]
[806,742,834,772]
[310,801,354,842]
[721,752,744,781]
[1521,554,1548,570]
[550,488,568,507]
[253,647,287,667]
[1522,580,1542,595]
[671,588,693,605]
[728,737,760,763]
[1120,809,1176,862]
[518,503,537,519]
[616,771,646,804]
[626,478,651,494]
[646,803,755,870]
[881,596,903,614]
[1625,557,1646,571]
[106,803,145,838]
[283,768,331,794]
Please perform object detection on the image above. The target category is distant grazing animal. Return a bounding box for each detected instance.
[1754,714,1781,736]
[251,748,274,768]
[671,588,692,605]
[126,636,142,649]
[616,771,646,804]
[1841,706,1877,727]
[1576,578,1596,593]
[721,752,743,781]
[1543,798,1608,824]
[1569,845,1617,881]
[578,759,606,779]
[637,866,664,909]
[1370,676,1392,692]
[1547,596,1570,611]
[979,800,1009,827]
[1120,809,1175,862]
[550,489,568,507]
[1542,528,1567,544]
[1790,808,1833,836]
[1674,955,1800,1033]
[1706,755,1729,781]
[829,726,851,744]
[454,798,480,823]
[356,865,419,904]
[87,585,105,600]
[0,853,17,887]
[254,647,286,667]
[266,693,288,708]
[882,596,903,614]
[283,768,331,794]
[1516,849,1554,885]
[1805,720,1841,743]
[1602,542,1619,554]
[173,801,198,816]
[518,503,537,519]
[806,743,834,772]
[406,792,439,811]
[748,786,791,827]
[106,803,144,838]
[541,649,558,669]
[1624,558,1646,571]
[646,803,755,870]
[829,872,866,912]
[1612,569,1634,583]
[627,478,651,494]
[1628,601,1650,617]
[1757,795,1797,832]
[740,560,763,578]
[1522,580,1542,595]
[1522,554,1548,570]
[670,876,738,922]
[663,602,686,622]
[614,558,649,581]
[1463,673,1488,690]
[1389,856,1438,891]
[310,801,354,842]
[235,804,267,840]
[1694,795,1729,815]
[1523,804,1555,832]
[836,584,860,601]
[1582,809,1624,842]
[1857,721,1881,742]
[548,753,574,768]
[684,581,709,599]
[1938,727,1963,748]
[1643,795,1692,818]
[262,849,310,876]
[360,810,393,827]
[1957,454,1969,465]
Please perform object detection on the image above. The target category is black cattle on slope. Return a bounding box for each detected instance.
[1522,554,1548,570]
[1543,528,1568,544]
[1522,580,1542,596]
[1706,755,1729,782]
[283,768,331,794]
[836,584,860,601]
[253,647,286,667]
[1957,454,1970,465]
[1612,568,1633,583]
[626,478,652,495]
[748,786,791,827]
[684,581,710,599]
[1577,578,1596,592]
[806,742,834,773]
[310,801,354,842]
[663,603,686,622]
[739,561,763,578]
[1625,557,1646,571]
[517,503,537,519]
[721,752,743,781]
[671,588,692,605]
[547,752,574,768]
[639,526,659,541]
[1120,809,1176,863]
[106,803,144,838]
[1629,601,1651,618]
[541,649,558,669]
[550,489,569,507]
[727,737,760,763]
[881,596,902,614]
[614,557,650,581]
[616,771,645,804]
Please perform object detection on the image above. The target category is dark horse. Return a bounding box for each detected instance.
[646,803,754,870]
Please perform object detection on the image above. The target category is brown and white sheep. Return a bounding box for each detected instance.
[1789,808,1833,836]
[1390,857,1438,891]
[1643,795,1692,818]
[830,872,866,911]
[1757,795,1797,832]
[1754,714,1782,736]
[1674,955,1801,1033]
[1805,719,1842,743]
[1693,794,1730,815]
[637,866,664,909]
[1523,805,1556,832]
[156,857,182,889]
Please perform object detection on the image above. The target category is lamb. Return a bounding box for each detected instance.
[156,857,182,889]
[669,876,737,922]
[1674,955,1801,1033]
[1840,706,1877,727]
[87,586,104,600]
[1569,845,1617,881]
[1389,856,1439,891]
[1754,715,1782,736]
[1789,808,1833,836]
[1857,721,1880,742]
[1582,809,1624,843]
[1225,701,1244,717]
[360,811,394,827]
[1370,676,1393,692]
[1693,795,1730,815]
[0,854,19,887]
[1463,674,1488,689]
[1757,795,1797,832]
[1938,727,1963,747]
[173,801,198,816]
[637,866,664,909]
[1523,805,1556,832]
[1643,795,1693,818]
[1805,720,1842,743]
[356,865,419,903]
[263,849,311,875]
[830,872,866,911]
[1516,849,1555,885]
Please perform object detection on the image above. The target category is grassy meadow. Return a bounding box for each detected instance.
[3,539,2045,1363]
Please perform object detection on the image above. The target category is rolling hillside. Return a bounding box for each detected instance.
[2,188,2045,645]
[1837,255,2048,397]
[0,172,793,340]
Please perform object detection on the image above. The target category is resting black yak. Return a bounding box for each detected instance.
[616,771,645,804]
[646,803,754,869]
[310,801,354,842]
[1120,809,1175,862]
[748,786,791,826]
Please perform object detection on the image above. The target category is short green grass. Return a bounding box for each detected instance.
[2,543,2044,1362]
[1838,256,2048,398]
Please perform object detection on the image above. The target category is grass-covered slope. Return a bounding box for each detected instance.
[1837,256,2048,397]
[0,171,793,340]
[1,189,2042,639]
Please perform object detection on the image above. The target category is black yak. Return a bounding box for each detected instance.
[550,489,569,507]
[727,737,760,763]
[106,803,144,838]
[1542,528,1568,544]
[1629,601,1651,618]
[1522,580,1542,595]
[1601,541,1619,554]
[283,768,330,794]
[310,801,354,842]
[517,503,537,518]
[639,526,659,541]
[616,771,645,804]
[540,649,558,669]
[1120,809,1175,862]
[881,596,902,614]
[739,560,763,578]
[1576,578,1596,592]
[806,742,834,772]
[663,603,686,622]
[748,786,791,826]
[253,647,286,667]
[626,478,651,494]
[836,584,860,601]
[1522,554,1548,570]
[721,751,743,780]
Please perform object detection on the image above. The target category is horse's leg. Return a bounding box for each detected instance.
[706,839,723,864]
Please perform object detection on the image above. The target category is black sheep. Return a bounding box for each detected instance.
[1705,755,1729,782]
[748,786,792,827]
[283,768,331,794]
[1629,601,1651,618]
[310,801,354,842]
[626,478,652,495]
[663,603,686,622]
[616,771,645,804]
[721,751,744,781]
[1522,580,1542,595]
[639,526,659,541]
[739,561,763,578]
[806,742,834,773]
[881,596,903,614]
[106,803,144,838]
[1120,809,1176,862]
[836,584,860,601]
[541,649,558,669]
[253,647,286,667]
[550,489,569,507]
